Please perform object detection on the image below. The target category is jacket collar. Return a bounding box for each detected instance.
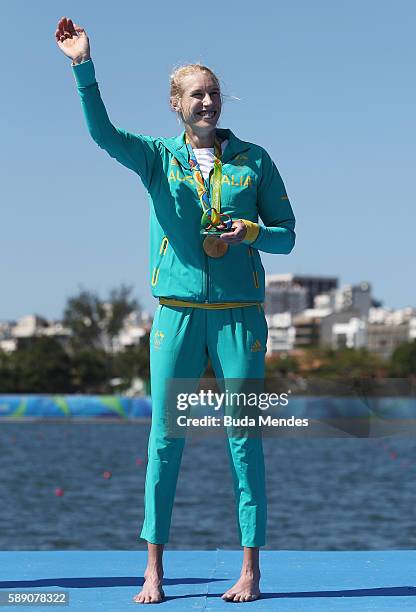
[162,128,252,169]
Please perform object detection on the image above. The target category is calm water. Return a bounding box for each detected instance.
[1,422,416,550]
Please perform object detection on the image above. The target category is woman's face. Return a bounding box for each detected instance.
[173,72,221,134]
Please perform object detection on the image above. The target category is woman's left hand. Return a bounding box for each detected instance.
[219,220,247,244]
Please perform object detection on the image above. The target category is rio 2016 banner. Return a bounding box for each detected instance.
[0,395,151,419]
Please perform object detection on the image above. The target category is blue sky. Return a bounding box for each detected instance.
[1,0,415,320]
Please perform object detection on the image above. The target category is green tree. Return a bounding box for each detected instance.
[105,285,139,351]
[0,350,16,392]
[390,340,416,377]
[11,337,73,393]
[70,348,112,393]
[266,353,299,377]
[111,334,150,390]
[311,347,384,378]
[63,289,106,351]
[63,284,139,352]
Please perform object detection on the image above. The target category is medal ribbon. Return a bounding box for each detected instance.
[186,136,223,215]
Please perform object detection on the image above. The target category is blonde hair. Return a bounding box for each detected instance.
[169,63,222,111]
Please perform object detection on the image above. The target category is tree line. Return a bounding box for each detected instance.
[266,344,416,379]
[0,286,415,393]
[0,286,149,394]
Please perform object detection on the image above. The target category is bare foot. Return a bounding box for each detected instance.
[221,570,261,603]
[132,571,165,604]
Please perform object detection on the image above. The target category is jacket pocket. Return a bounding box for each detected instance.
[248,246,260,289]
[151,236,169,287]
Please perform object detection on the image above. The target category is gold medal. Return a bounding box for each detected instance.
[203,236,229,258]
[186,135,229,257]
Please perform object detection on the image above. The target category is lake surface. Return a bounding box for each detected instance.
[1,422,416,550]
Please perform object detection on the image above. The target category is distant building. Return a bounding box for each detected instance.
[409,318,416,341]
[293,308,332,348]
[366,307,416,359]
[348,282,372,317]
[315,282,372,318]
[368,307,414,326]
[0,309,151,354]
[265,276,308,315]
[332,318,367,350]
[9,315,71,350]
[267,274,338,310]
[12,315,49,338]
[265,313,296,353]
[41,320,72,350]
[320,309,361,348]
[6,314,70,352]
[0,339,17,353]
[0,321,16,353]
[367,323,409,360]
[114,311,150,351]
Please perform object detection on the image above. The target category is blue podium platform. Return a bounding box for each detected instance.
[1,550,416,611]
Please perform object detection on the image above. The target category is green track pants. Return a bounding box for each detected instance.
[140,303,268,547]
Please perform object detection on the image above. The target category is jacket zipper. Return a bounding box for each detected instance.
[151,236,169,287]
[204,168,213,302]
[198,145,251,303]
[248,246,260,288]
[204,251,209,302]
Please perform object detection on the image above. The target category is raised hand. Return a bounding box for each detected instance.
[55,17,90,64]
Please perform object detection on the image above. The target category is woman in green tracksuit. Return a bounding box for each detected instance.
[56,17,295,604]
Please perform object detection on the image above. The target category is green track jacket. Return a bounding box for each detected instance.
[72,60,296,304]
